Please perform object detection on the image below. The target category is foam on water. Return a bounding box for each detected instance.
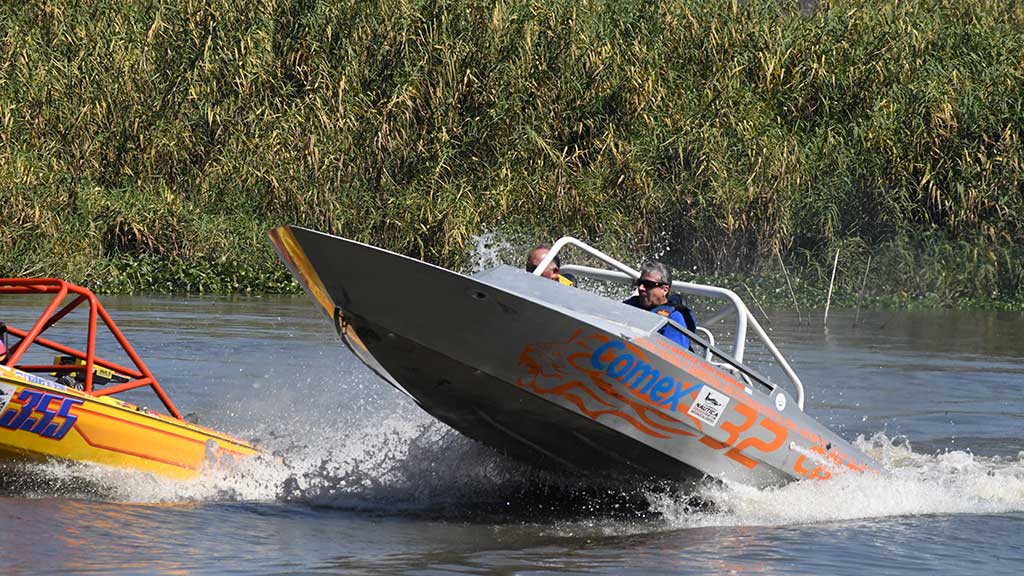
[653,434,1024,530]
[13,412,1023,532]
[4,400,536,511]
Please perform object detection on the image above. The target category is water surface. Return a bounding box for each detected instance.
[1,296,1022,575]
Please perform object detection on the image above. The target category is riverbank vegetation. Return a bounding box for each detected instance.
[2,0,1022,307]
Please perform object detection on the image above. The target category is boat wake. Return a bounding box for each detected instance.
[8,411,1023,532]
[652,434,1024,532]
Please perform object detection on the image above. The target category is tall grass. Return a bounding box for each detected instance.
[1,0,1022,304]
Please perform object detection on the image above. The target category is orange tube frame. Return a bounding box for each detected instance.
[0,278,182,419]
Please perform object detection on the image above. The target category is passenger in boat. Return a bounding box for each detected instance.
[526,245,575,286]
[624,261,694,349]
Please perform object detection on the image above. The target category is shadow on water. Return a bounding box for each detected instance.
[0,461,111,500]
[280,465,716,524]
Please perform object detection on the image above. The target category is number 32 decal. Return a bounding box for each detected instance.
[699,402,787,469]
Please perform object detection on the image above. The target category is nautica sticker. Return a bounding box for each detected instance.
[687,385,731,426]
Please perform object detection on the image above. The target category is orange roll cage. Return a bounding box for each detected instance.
[0,278,183,419]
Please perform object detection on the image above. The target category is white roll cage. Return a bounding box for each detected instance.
[532,236,806,410]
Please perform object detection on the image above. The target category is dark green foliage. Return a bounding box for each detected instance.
[1,0,1022,306]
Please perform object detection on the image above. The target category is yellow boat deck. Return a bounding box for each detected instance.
[1,278,260,479]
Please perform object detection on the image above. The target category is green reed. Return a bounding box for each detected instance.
[1,0,1022,305]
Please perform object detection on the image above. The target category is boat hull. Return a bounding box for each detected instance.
[0,366,259,479]
[357,321,707,480]
[271,226,881,486]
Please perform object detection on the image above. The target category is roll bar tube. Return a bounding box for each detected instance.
[536,237,806,410]
[0,278,183,419]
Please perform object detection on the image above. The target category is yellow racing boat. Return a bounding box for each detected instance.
[0,278,260,479]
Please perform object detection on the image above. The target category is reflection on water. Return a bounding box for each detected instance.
[1,296,1023,575]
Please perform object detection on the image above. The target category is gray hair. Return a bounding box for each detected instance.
[640,261,672,286]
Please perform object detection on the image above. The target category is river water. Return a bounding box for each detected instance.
[1,295,1022,575]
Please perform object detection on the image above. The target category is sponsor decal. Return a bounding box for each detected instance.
[687,385,731,426]
[13,369,58,389]
[589,340,703,413]
[519,330,881,478]
[0,388,84,440]
[517,330,703,440]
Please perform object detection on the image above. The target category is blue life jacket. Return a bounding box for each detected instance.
[649,304,691,349]
[623,294,696,349]
[665,293,697,331]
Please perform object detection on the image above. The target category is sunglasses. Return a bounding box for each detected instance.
[635,278,667,290]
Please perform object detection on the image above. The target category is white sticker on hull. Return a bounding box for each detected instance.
[688,385,731,427]
[11,369,60,390]
[0,383,16,413]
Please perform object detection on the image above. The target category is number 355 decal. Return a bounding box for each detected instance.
[0,388,84,440]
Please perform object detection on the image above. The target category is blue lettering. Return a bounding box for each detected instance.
[0,390,82,440]
[660,382,703,411]
[47,397,83,439]
[623,362,660,393]
[607,355,634,378]
[30,393,61,435]
[0,389,42,429]
[649,377,676,403]
[590,341,624,370]
[589,341,704,415]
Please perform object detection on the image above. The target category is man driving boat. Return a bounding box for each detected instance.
[624,261,692,349]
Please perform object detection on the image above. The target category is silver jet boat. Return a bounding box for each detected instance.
[270,225,882,487]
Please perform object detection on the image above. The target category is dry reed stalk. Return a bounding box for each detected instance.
[824,247,840,326]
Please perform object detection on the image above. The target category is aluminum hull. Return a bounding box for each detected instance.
[271,226,881,487]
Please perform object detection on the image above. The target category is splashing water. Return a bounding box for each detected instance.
[9,417,1023,532]
[652,434,1024,530]
[467,229,520,274]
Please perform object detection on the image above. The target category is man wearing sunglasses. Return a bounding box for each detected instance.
[624,261,692,349]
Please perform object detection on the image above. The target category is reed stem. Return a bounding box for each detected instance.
[824,248,840,326]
